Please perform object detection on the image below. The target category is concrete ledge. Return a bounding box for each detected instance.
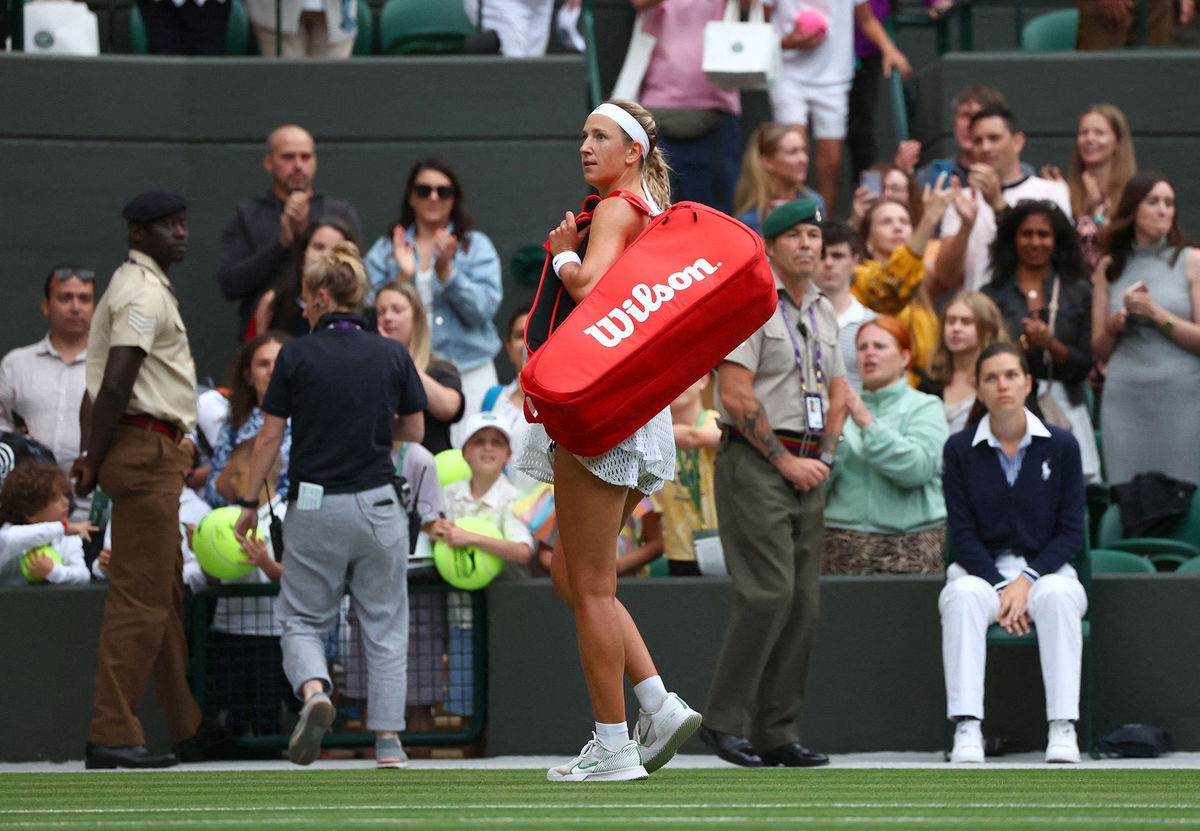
[487,573,1200,755]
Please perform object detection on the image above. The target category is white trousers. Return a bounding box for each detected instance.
[939,557,1087,722]
[463,0,552,56]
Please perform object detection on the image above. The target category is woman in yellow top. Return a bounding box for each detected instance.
[852,177,959,381]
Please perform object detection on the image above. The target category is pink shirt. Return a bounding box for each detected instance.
[638,0,741,115]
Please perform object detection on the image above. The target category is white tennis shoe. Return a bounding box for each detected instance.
[635,693,703,773]
[546,734,649,782]
[1045,720,1081,763]
[949,718,985,764]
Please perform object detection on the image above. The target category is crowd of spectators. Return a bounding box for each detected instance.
[2,0,1199,768]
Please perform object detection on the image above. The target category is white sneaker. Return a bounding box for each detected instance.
[546,734,649,782]
[635,692,703,773]
[1046,719,1081,763]
[949,718,985,763]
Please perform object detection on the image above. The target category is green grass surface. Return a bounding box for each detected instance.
[1,769,1198,829]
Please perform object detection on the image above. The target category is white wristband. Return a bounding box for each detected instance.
[552,251,581,277]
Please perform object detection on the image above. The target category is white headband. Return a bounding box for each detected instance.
[591,103,650,159]
[589,103,661,215]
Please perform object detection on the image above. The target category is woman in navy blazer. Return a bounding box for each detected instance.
[940,342,1088,766]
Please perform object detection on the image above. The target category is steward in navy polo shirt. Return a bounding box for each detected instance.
[262,311,426,501]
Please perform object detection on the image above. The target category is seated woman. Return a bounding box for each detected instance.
[983,200,1099,481]
[822,317,949,575]
[733,123,825,234]
[364,158,503,436]
[250,218,357,340]
[924,291,1009,434]
[375,281,465,456]
[852,183,956,379]
[203,331,293,508]
[940,342,1087,765]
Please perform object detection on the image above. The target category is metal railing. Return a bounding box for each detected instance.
[188,580,487,752]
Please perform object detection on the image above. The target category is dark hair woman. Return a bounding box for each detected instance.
[364,158,502,440]
[940,341,1087,766]
[203,330,293,508]
[1091,172,1200,488]
[983,200,1098,480]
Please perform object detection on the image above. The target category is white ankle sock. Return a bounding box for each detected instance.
[595,721,629,750]
[633,675,668,713]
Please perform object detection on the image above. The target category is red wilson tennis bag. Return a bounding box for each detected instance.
[521,198,775,456]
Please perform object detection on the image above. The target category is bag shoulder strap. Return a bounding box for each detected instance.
[1044,275,1062,383]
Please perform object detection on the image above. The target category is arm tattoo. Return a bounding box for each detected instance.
[738,406,785,462]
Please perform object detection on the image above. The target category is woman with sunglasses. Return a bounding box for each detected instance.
[365,159,502,438]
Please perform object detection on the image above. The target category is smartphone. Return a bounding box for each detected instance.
[929,159,954,190]
[859,170,882,196]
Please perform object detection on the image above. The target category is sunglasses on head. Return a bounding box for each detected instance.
[53,268,96,282]
[413,184,454,200]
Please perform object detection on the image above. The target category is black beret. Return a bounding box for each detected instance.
[121,190,187,223]
[762,198,823,239]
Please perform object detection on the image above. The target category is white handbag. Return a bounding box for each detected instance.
[23,0,100,55]
[702,0,779,91]
[610,12,657,101]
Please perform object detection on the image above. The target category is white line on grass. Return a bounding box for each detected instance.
[4,802,1199,815]
[2,817,1200,828]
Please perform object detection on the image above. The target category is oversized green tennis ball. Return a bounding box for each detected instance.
[435,449,471,488]
[193,506,261,580]
[433,516,505,591]
[21,545,61,583]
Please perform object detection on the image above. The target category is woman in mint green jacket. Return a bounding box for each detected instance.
[823,316,949,574]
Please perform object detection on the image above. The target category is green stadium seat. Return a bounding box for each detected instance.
[129,0,254,55]
[379,0,474,55]
[1020,9,1079,51]
[943,527,1097,758]
[1089,547,1155,574]
[353,0,374,55]
[1096,494,1200,572]
[1174,555,1200,574]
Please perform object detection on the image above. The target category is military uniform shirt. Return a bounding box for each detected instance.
[717,275,844,435]
[87,249,197,433]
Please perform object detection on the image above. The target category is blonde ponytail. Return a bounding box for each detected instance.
[606,99,673,210]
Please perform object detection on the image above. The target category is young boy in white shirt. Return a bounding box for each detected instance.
[430,412,534,576]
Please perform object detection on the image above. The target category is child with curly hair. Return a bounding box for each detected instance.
[0,462,95,585]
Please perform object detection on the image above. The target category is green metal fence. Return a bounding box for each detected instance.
[187,579,487,754]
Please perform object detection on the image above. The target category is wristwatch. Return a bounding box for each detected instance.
[234,498,259,510]
[819,451,836,469]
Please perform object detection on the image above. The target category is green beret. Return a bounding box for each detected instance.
[761,199,823,239]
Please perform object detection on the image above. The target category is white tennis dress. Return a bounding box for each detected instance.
[517,407,676,495]
[517,189,675,495]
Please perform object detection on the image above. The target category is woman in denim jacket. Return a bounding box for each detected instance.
[365,158,502,439]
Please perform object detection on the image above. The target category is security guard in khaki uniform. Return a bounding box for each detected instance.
[72,191,202,769]
[699,199,849,768]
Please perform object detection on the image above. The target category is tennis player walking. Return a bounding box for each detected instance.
[517,100,702,782]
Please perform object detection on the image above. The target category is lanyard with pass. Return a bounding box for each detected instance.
[778,299,825,434]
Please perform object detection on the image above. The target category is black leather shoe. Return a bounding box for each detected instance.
[760,742,830,767]
[175,719,231,763]
[85,743,178,769]
[697,724,763,767]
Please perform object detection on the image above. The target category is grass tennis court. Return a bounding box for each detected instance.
[2,769,1199,829]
